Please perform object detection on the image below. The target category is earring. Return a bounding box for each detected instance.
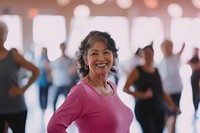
[84,65,88,70]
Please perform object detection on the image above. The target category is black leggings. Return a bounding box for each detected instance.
[135,105,165,133]
[39,85,50,110]
[0,110,27,133]
[191,71,200,111]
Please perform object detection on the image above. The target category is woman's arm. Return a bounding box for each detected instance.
[123,68,138,95]
[13,50,40,93]
[163,90,181,114]
[177,42,185,57]
[123,68,153,99]
[47,85,86,133]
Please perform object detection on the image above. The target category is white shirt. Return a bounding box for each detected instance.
[50,56,73,86]
[158,54,183,94]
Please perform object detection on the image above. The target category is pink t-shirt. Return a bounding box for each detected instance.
[47,80,133,133]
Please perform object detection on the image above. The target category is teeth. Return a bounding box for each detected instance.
[96,63,106,67]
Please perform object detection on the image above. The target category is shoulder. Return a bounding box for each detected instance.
[10,48,24,62]
[128,66,140,77]
[133,65,141,73]
[10,48,18,56]
[69,81,88,96]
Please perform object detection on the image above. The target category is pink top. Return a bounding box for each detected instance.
[47,80,133,133]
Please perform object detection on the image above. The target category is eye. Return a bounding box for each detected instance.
[90,52,98,56]
[103,50,111,54]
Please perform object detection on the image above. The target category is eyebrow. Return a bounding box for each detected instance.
[90,48,109,52]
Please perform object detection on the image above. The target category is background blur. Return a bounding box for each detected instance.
[1,0,200,132]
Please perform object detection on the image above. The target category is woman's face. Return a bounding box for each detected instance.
[143,47,154,64]
[162,41,173,56]
[85,41,114,77]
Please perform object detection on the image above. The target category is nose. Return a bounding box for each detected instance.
[98,53,105,61]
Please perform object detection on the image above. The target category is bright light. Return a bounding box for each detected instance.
[167,3,183,18]
[116,0,133,9]
[73,5,90,19]
[192,0,200,9]
[28,8,39,19]
[91,0,106,5]
[144,0,159,9]
[56,0,71,6]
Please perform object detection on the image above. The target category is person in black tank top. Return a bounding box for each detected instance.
[123,44,180,133]
[0,21,40,133]
[188,47,200,118]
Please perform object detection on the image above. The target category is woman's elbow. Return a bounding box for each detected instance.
[123,87,129,94]
[34,67,40,77]
[47,122,66,133]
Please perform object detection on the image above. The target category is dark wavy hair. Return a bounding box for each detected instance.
[76,30,119,79]
[143,41,154,53]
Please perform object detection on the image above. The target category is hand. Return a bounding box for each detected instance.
[8,86,24,97]
[143,88,153,99]
[171,105,181,115]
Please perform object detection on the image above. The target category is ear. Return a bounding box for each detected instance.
[83,56,88,65]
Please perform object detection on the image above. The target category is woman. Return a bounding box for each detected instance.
[47,30,133,133]
[37,47,52,112]
[188,47,200,118]
[0,21,40,133]
[158,40,185,133]
[123,44,180,133]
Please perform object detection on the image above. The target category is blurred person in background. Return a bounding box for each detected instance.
[0,21,40,133]
[123,44,180,133]
[157,40,185,133]
[50,42,78,111]
[37,47,52,113]
[188,47,200,119]
[47,30,133,133]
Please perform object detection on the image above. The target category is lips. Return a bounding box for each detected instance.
[96,63,107,67]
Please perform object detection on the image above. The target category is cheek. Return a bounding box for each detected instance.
[87,57,96,66]
[108,55,114,67]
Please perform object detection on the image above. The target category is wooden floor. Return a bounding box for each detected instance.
[8,70,200,133]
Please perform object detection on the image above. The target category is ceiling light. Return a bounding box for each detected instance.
[74,5,90,19]
[192,0,200,9]
[116,0,133,9]
[167,3,183,18]
[56,0,71,6]
[144,0,158,9]
[91,0,106,5]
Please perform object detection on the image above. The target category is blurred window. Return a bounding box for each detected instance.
[131,17,164,63]
[68,16,130,61]
[33,15,66,61]
[0,15,23,52]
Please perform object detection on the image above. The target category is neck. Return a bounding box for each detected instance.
[165,52,172,57]
[87,73,107,88]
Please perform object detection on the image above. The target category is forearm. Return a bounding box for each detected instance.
[22,67,40,92]
[163,92,177,111]
[123,87,149,99]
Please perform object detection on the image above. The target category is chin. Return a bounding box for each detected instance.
[96,72,107,77]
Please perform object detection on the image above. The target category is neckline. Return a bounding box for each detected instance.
[0,50,10,61]
[81,80,115,97]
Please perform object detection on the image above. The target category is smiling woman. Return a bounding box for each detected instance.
[47,30,133,133]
